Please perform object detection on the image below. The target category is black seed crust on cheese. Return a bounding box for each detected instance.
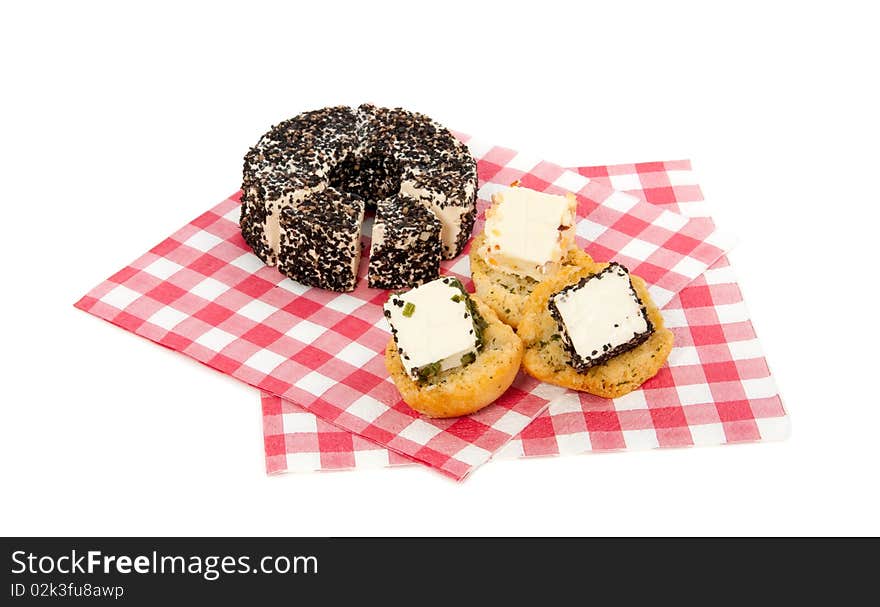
[548,262,655,372]
[329,151,402,208]
[240,105,478,292]
[368,194,441,290]
[402,163,478,258]
[277,188,365,293]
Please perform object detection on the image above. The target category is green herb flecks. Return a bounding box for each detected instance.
[443,276,488,351]
[402,301,415,317]
[416,361,442,383]
[460,351,476,366]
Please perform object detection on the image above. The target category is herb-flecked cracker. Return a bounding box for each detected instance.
[385,295,523,418]
[469,233,594,329]
[517,263,673,399]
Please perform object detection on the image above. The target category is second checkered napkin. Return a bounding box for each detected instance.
[261,158,787,474]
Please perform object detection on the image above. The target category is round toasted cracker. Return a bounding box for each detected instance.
[469,233,594,329]
[385,296,524,418]
[517,263,674,399]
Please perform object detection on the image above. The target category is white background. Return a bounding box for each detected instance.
[2,1,878,536]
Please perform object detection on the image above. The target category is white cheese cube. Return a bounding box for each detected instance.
[383,277,480,380]
[480,186,577,280]
[549,263,653,371]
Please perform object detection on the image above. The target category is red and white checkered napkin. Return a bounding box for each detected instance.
[260,157,789,474]
[75,137,731,480]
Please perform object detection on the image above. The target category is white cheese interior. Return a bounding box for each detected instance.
[481,186,576,280]
[552,267,648,362]
[383,279,479,378]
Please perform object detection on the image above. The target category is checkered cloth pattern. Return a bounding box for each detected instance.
[261,157,789,473]
[75,137,733,480]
